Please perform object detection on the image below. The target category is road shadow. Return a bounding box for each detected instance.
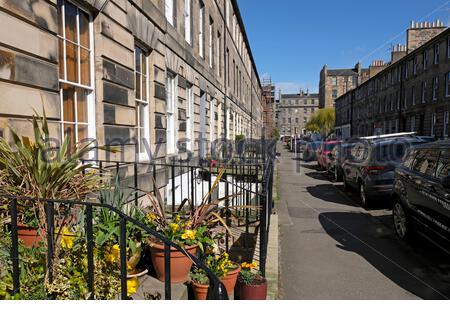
[306,184,359,207]
[301,163,320,170]
[333,184,392,210]
[305,171,333,182]
[319,211,450,299]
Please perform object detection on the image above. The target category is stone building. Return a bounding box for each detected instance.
[318,62,369,108]
[277,91,319,136]
[0,0,263,164]
[262,81,275,137]
[335,20,450,140]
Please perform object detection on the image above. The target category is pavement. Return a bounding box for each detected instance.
[276,144,450,299]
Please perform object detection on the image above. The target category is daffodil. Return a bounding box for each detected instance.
[60,226,75,249]
[105,244,120,263]
[146,213,157,222]
[181,229,196,240]
[174,215,181,223]
[127,277,139,296]
[169,223,179,232]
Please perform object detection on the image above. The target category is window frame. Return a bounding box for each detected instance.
[165,0,175,26]
[134,45,150,161]
[198,1,204,58]
[186,84,194,151]
[209,17,214,68]
[421,81,427,103]
[446,72,450,97]
[434,42,440,65]
[166,71,178,155]
[57,0,96,147]
[209,98,216,143]
[444,111,449,138]
[423,49,428,70]
[184,0,191,44]
[447,36,450,59]
[431,112,436,137]
[432,76,439,101]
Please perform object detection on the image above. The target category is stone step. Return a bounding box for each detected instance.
[132,275,188,300]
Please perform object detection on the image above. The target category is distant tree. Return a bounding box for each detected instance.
[270,128,280,140]
[306,108,335,137]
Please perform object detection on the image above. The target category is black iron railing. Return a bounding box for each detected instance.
[2,194,228,300]
[79,156,275,275]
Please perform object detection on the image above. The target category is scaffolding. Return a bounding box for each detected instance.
[261,76,275,138]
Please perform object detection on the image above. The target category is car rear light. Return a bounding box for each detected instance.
[363,166,387,175]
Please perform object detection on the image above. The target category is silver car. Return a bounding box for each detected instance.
[341,137,426,207]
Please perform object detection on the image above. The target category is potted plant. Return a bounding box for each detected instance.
[238,262,267,300]
[144,213,210,284]
[142,169,231,284]
[190,251,239,298]
[190,267,210,300]
[0,112,99,251]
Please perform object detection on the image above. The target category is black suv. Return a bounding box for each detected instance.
[392,141,450,248]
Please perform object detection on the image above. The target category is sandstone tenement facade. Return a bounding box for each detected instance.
[0,0,264,164]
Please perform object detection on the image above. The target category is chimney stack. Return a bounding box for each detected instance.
[369,60,386,78]
[407,19,446,53]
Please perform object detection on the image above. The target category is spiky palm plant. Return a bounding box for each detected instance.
[0,111,100,284]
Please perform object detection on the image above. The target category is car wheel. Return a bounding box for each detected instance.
[393,200,413,241]
[359,183,370,208]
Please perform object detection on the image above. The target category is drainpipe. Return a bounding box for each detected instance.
[223,1,228,142]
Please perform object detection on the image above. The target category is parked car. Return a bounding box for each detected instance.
[392,140,450,248]
[303,141,321,161]
[316,140,339,171]
[341,137,426,207]
[296,139,307,153]
[329,142,355,181]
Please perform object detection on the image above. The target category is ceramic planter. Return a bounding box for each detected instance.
[239,278,267,300]
[220,264,241,296]
[191,281,209,300]
[149,242,198,284]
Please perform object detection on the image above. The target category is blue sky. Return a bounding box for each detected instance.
[238,0,450,95]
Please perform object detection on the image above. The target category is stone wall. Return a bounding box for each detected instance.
[0,0,263,163]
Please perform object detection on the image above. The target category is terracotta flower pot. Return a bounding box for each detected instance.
[220,264,241,296]
[239,278,267,300]
[191,281,209,300]
[149,242,198,284]
[17,224,44,248]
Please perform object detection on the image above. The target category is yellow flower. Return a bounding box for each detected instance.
[127,277,139,296]
[169,223,179,232]
[174,215,181,223]
[241,261,258,270]
[181,229,196,240]
[146,213,157,222]
[60,226,75,249]
[222,252,229,259]
[106,244,120,263]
